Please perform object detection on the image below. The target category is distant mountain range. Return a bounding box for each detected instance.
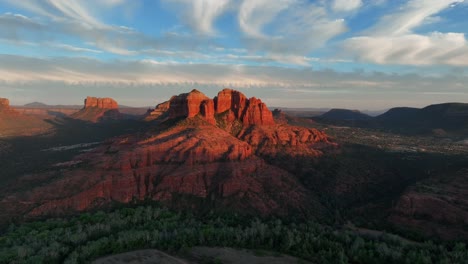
[22,102,82,109]
[320,109,372,121]
[317,102,468,135]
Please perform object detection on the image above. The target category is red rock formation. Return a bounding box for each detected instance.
[214,89,274,126]
[84,97,118,109]
[168,89,216,125]
[0,125,321,219]
[242,97,275,126]
[71,97,121,122]
[161,88,275,126]
[200,99,216,125]
[0,89,333,223]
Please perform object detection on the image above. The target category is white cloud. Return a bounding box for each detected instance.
[344,32,468,66]
[2,55,468,109]
[238,0,347,58]
[239,0,293,38]
[341,0,468,66]
[162,0,231,35]
[331,0,362,12]
[369,0,464,36]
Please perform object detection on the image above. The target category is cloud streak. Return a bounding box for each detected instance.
[342,0,468,66]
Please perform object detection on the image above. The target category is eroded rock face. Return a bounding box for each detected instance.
[84,97,118,109]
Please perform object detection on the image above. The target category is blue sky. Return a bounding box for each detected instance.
[0,0,467,109]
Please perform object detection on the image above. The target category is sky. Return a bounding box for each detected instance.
[0,0,467,110]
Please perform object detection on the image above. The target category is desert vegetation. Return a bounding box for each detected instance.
[1,205,467,264]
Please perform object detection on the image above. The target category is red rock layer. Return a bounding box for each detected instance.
[0,125,317,219]
[84,97,118,109]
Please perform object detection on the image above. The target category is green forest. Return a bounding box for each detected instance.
[1,205,467,264]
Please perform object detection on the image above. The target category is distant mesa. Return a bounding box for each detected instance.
[320,108,371,121]
[84,96,119,109]
[71,96,121,122]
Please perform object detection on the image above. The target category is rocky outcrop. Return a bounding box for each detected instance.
[168,90,216,125]
[214,89,275,126]
[84,97,118,109]
[71,97,121,122]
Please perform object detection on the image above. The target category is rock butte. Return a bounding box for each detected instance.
[71,96,121,122]
[84,96,118,109]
